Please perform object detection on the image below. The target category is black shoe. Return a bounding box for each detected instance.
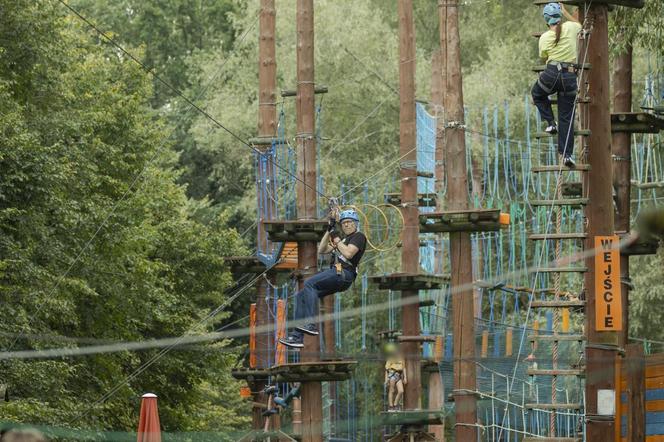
[278,335,304,349]
[563,155,576,169]
[545,124,558,135]
[295,323,319,336]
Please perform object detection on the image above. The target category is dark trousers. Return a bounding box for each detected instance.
[531,65,578,156]
[292,268,354,339]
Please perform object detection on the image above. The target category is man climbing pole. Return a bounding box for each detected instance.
[531,2,582,169]
[279,208,367,349]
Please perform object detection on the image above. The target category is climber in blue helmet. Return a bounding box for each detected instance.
[279,208,367,349]
[532,2,582,169]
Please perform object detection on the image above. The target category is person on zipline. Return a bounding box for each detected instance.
[531,2,582,169]
[279,209,366,349]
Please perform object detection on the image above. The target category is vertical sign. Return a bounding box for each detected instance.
[595,235,622,331]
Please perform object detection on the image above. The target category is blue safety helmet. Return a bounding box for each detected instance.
[339,209,360,224]
[543,2,562,26]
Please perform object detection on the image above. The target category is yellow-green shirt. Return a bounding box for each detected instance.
[385,357,404,372]
[539,21,582,64]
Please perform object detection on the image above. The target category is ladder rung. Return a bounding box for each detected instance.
[523,437,582,442]
[531,198,589,206]
[531,267,588,273]
[531,164,590,172]
[528,368,584,376]
[528,334,585,342]
[534,129,591,139]
[529,233,587,241]
[530,300,586,308]
[525,403,582,410]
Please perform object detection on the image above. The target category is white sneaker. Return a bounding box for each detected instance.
[545,125,558,135]
[563,156,576,169]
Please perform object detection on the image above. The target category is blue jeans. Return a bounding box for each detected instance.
[531,65,578,156]
[292,268,354,339]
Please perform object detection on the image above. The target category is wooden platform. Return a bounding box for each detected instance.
[612,112,664,133]
[380,409,445,427]
[385,192,437,207]
[270,360,356,383]
[231,367,271,382]
[369,273,450,291]
[419,209,507,233]
[225,256,267,274]
[533,0,643,7]
[263,219,328,242]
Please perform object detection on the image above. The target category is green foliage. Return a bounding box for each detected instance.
[0,0,250,437]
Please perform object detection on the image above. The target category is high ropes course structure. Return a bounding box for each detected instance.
[224,1,664,441]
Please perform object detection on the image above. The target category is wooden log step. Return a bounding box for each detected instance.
[525,402,583,411]
[531,266,588,273]
[528,334,585,342]
[527,368,584,376]
[611,112,664,134]
[270,360,357,383]
[529,233,587,241]
[281,85,328,97]
[632,181,664,189]
[530,198,588,207]
[263,219,328,242]
[369,273,450,291]
[530,300,586,308]
[534,129,591,139]
[417,171,434,178]
[397,335,438,343]
[385,192,437,207]
[532,63,592,72]
[380,409,445,427]
[418,299,436,308]
[531,164,590,172]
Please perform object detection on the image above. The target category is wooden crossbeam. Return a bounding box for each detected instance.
[281,85,328,97]
[527,368,584,376]
[525,403,582,410]
[385,192,437,207]
[528,334,585,342]
[531,164,590,172]
[534,129,591,139]
[531,300,586,308]
[529,233,587,241]
[419,209,508,233]
[263,219,328,242]
[380,410,445,426]
[531,198,588,207]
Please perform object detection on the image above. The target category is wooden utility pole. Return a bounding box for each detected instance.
[398,0,422,412]
[429,48,445,442]
[255,0,278,432]
[440,1,478,440]
[612,45,632,349]
[584,4,618,440]
[295,1,322,440]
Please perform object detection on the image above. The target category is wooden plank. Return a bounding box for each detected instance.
[380,410,445,426]
[531,300,586,308]
[531,198,589,206]
[527,368,584,376]
[531,164,590,172]
[528,334,585,342]
[531,266,588,273]
[533,0,644,8]
[281,84,328,97]
[522,438,581,442]
[525,403,582,410]
[529,233,587,241]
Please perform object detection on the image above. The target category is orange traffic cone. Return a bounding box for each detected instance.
[137,393,161,442]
